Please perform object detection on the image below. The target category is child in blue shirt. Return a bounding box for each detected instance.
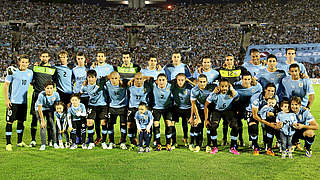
[276,100,297,159]
[54,102,69,149]
[135,102,153,153]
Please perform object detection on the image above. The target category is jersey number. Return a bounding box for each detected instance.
[21,80,27,85]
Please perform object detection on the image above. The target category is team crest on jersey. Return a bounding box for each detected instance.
[299,83,303,87]
[52,97,56,101]
[277,74,281,78]
[144,115,148,120]
[27,73,32,77]
[184,90,188,95]
[298,115,302,120]
[290,116,294,121]
[251,88,255,93]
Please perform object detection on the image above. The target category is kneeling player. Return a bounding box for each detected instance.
[4,55,33,151]
[36,80,60,150]
[135,102,153,153]
[204,79,240,155]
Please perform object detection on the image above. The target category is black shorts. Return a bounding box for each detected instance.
[30,92,40,115]
[210,110,236,129]
[80,96,89,107]
[172,107,191,122]
[87,105,108,121]
[109,107,128,124]
[153,109,172,121]
[128,108,138,123]
[293,129,307,140]
[6,104,28,123]
[57,90,72,106]
[245,111,258,124]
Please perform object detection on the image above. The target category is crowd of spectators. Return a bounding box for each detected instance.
[1,0,320,78]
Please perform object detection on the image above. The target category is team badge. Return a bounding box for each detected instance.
[52,97,56,101]
[290,116,294,121]
[277,74,281,78]
[184,90,188,95]
[27,73,31,77]
[299,83,303,87]
[298,115,302,120]
[251,88,255,93]
[144,115,148,120]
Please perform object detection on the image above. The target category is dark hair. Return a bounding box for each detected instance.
[262,83,276,97]
[250,48,259,54]
[286,48,296,54]
[40,51,50,56]
[76,52,85,57]
[202,56,211,60]
[19,54,29,62]
[290,96,302,105]
[87,70,97,77]
[176,73,186,79]
[157,73,167,80]
[289,64,300,71]
[44,80,55,88]
[280,100,289,108]
[54,101,66,109]
[172,51,181,55]
[148,54,157,60]
[96,51,105,55]
[139,102,147,107]
[70,93,81,100]
[219,78,229,84]
[241,70,252,78]
[122,51,130,56]
[267,54,277,61]
[58,50,68,56]
[198,74,207,80]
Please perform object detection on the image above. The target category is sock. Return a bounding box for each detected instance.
[207,129,211,146]
[238,126,243,142]
[17,122,24,143]
[101,125,107,143]
[128,127,135,145]
[6,123,13,145]
[108,124,114,143]
[71,129,77,144]
[95,120,101,139]
[81,128,87,144]
[154,126,160,145]
[190,127,195,145]
[31,116,37,141]
[172,126,176,145]
[211,129,218,147]
[223,124,228,141]
[165,126,172,145]
[230,136,238,148]
[87,126,94,143]
[120,124,127,143]
[182,121,188,139]
[305,136,315,151]
[266,133,274,149]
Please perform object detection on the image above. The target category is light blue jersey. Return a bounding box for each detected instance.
[249,93,279,112]
[135,110,153,130]
[128,85,151,108]
[277,62,307,76]
[164,63,192,81]
[259,105,275,120]
[276,111,297,136]
[152,82,173,110]
[294,107,315,125]
[141,67,165,80]
[233,81,262,111]
[55,65,73,94]
[282,76,315,107]
[242,62,265,77]
[190,84,216,109]
[35,91,60,111]
[67,103,86,121]
[54,112,68,130]
[193,67,219,84]
[80,83,107,106]
[72,66,88,97]
[256,69,286,90]
[90,63,114,80]
[5,68,33,104]
[171,82,193,109]
[105,81,128,108]
[206,91,239,111]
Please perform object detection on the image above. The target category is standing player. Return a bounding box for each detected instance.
[171,73,195,147]
[30,51,56,147]
[127,72,152,149]
[4,55,33,151]
[81,70,108,149]
[115,52,140,80]
[73,52,89,107]
[233,71,262,146]
[204,79,240,155]
[140,54,164,79]
[163,52,192,81]
[105,71,129,149]
[193,56,219,84]
[35,80,60,150]
[151,73,174,151]
[190,74,216,152]
[55,50,73,105]
[90,51,114,145]
[282,64,315,109]
[242,49,265,77]
[291,96,318,157]
[278,48,307,76]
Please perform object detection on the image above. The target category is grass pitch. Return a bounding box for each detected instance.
[0,84,319,179]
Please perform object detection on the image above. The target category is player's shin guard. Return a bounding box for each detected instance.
[230,128,238,148]
[120,124,127,143]
[165,126,172,145]
[87,126,94,143]
[128,127,136,145]
[31,116,37,141]
[238,120,243,142]
[207,129,211,146]
[266,133,274,149]
[154,126,161,145]
[210,129,218,147]
[17,121,24,143]
[182,120,188,139]
[95,120,101,139]
[81,128,87,144]
[101,125,107,143]
[71,129,77,144]
[223,122,228,142]
[172,126,176,145]
[107,124,114,143]
[190,127,195,145]
[249,124,259,148]
[305,136,315,151]
[195,126,201,147]
[5,123,13,145]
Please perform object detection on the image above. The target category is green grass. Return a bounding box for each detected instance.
[0,84,320,179]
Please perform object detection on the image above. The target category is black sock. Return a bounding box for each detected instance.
[6,123,13,145]
[182,121,188,139]
[71,129,77,144]
[172,126,176,145]
[101,125,107,143]
[223,124,228,141]
[128,127,136,145]
[108,124,114,143]
[165,126,172,145]
[120,124,127,143]
[95,121,101,139]
[154,126,160,145]
[238,126,243,142]
[31,116,37,141]
[305,136,315,151]
[190,127,195,145]
[87,126,94,143]
[17,122,24,143]
[211,129,218,147]
[207,129,211,146]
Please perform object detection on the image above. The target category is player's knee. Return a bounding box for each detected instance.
[101,120,106,126]
[230,121,238,130]
[154,121,159,127]
[248,122,256,126]
[211,121,219,129]
[87,119,94,126]
[121,123,126,126]
[127,122,132,128]
[303,130,315,137]
[7,122,13,125]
